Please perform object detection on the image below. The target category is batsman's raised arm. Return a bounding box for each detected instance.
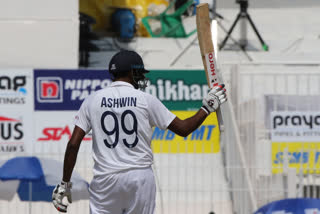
[168,84,227,137]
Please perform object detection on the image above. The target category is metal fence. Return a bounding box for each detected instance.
[221,63,320,213]
[0,144,233,214]
[221,99,257,213]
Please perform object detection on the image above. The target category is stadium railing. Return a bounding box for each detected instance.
[221,63,320,213]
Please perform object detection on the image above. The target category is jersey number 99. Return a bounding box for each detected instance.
[100,110,139,149]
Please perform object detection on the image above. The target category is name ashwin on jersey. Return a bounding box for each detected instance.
[101,97,137,108]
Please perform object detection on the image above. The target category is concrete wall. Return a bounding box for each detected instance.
[0,0,79,68]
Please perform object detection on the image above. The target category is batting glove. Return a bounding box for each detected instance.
[202,84,227,114]
[52,181,72,213]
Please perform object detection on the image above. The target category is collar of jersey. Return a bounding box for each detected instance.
[110,81,134,88]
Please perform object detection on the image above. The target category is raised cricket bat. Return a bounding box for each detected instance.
[196,3,224,132]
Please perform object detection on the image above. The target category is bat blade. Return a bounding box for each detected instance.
[196,3,224,131]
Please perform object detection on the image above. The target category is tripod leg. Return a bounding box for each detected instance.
[219,13,242,50]
[217,20,253,61]
[246,14,269,51]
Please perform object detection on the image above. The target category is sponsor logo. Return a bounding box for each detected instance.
[0,116,25,152]
[145,79,209,101]
[152,125,215,141]
[273,151,310,164]
[64,78,110,101]
[34,70,112,110]
[205,52,219,87]
[0,76,26,91]
[208,99,215,107]
[273,113,320,129]
[272,142,320,174]
[151,111,220,154]
[37,77,63,103]
[37,125,91,141]
[0,76,27,105]
[271,112,320,142]
[110,64,116,70]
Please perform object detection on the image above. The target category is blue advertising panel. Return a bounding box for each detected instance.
[34,69,111,110]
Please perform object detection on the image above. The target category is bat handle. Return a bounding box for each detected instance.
[216,107,224,132]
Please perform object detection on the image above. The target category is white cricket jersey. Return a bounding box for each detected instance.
[74,81,176,176]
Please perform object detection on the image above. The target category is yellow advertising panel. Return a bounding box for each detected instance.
[272,142,320,174]
[151,111,220,154]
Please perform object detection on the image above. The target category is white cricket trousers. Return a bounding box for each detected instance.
[89,167,156,214]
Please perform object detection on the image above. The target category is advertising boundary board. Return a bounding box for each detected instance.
[0,69,33,153]
[33,69,112,111]
[270,110,320,174]
[1,69,220,154]
[271,111,320,142]
[152,111,219,153]
[272,142,320,174]
[145,69,211,111]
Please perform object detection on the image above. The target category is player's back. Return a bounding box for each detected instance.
[84,81,155,176]
[73,80,178,213]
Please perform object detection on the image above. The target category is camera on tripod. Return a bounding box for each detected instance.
[219,0,268,51]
